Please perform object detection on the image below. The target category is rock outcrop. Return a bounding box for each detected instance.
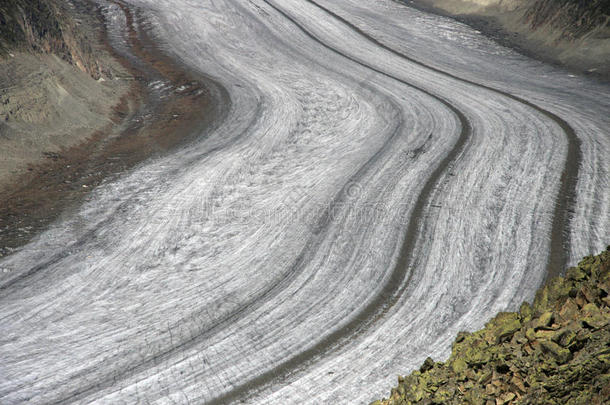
[373,247,610,404]
[521,0,609,42]
[0,0,102,78]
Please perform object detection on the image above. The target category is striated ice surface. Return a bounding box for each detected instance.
[1,0,608,404]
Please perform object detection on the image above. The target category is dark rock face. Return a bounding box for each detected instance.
[523,0,610,41]
[373,247,610,405]
[0,0,101,78]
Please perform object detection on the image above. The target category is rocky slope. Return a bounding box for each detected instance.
[410,0,610,77]
[372,246,610,404]
[0,0,130,196]
[0,0,104,77]
[0,1,214,256]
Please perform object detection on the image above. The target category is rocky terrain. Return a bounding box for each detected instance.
[409,0,610,78]
[373,247,610,404]
[0,0,103,76]
[0,0,130,193]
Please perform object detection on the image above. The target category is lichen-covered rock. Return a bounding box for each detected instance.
[539,340,572,364]
[373,247,610,405]
[485,312,522,344]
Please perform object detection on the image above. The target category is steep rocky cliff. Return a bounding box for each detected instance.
[522,0,609,41]
[0,0,102,78]
[372,247,610,405]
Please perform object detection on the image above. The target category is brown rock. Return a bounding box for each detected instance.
[533,312,553,330]
[582,314,608,329]
[501,392,516,403]
[581,286,598,304]
[552,326,577,347]
[558,298,579,322]
[511,375,527,393]
[566,266,587,281]
[575,293,587,308]
[540,340,573,364]
[581,302,601,315]
[534,329,555,340]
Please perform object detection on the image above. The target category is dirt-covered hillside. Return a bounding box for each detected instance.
[0,0,213,258]
[0,0,130,193]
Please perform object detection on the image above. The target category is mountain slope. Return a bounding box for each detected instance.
[410,0,610,77]
[0,0,103,77]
